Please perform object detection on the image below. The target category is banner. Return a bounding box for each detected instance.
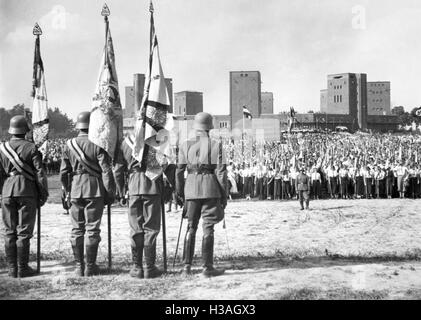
[133,1,173,180]
[89,4,123,160]
[31,23,49,148]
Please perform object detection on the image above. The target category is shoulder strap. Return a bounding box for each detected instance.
[0,142,35,181]
[66,139,102,177]
[124,135,135,152]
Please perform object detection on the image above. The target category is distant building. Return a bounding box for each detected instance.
[392,106,405,115]
[123,74,173,118]
[124,85,136,118]
[321,73,368,130]
[230,71,262,129]
[320,89,328,113]
[174,91,203,116]
[261,92,274,114]
[367,82,391,115]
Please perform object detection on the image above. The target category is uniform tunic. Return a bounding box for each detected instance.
[114,138,165,247]
[0,137,48,248]
[60,133,115,247]
[175,133,227,236]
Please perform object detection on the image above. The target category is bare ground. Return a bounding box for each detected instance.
[0,176,420,300]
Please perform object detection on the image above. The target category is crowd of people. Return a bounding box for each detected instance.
[7,132,421,202]
[222,132,421,201]
[40,139,67,175]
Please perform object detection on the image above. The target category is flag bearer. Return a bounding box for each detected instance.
[60,111,115,277]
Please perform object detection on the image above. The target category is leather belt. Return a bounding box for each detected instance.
[129,167,145,174]
[73,169,89,176]
[7,171,22,177]
[187,167,214,175]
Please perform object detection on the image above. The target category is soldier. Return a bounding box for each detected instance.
[176,112,228,277]
[113,133,171,279]
[59,111,115,277]
[0,116,48,278]
[295,167,311,210]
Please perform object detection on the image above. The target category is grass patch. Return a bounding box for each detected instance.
[275,288,389,300]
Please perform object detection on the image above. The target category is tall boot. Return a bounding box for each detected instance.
[202,235,225,278]
[130,235,144,279]
[17,243,36,278]
[71,244,84,277]
[182,229,196,275]
[144,242,163,279]
[5,242,17,278]
[84,244,100,277]
[305,199,310,210]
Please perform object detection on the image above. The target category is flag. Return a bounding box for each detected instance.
[89,4,123,160]
[289,107,296,118]
[31,23,49,148]
[243,106,252,119]
[133,1,173,180]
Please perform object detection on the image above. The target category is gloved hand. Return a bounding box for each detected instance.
[221,197,227,210]
[105,193,115,206]
[176,193,184,208]
[119,197,127,206]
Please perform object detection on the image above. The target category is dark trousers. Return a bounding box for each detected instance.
[2,197,37,248]
[243,177,252,196]
[274,179,281,200]
[365,179,373,198]
[311,181,321,199]
[185,198,224,237]
[298,190,310,208]
[70,197,104,247]
[339,177,349,198]
[386,178,394,197]
[328,177,338,197]
[282,181,291,199]
[291,179,296,198]
[128,195,161,247]
[355,177,364,196]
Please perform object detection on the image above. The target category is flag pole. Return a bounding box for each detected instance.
[101,3,112,271]
[242,109,245,167]
[32,22,42,275]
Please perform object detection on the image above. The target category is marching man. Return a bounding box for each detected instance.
[295,167,311,211]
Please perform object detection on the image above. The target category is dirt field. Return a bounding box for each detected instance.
[0,175,421,300]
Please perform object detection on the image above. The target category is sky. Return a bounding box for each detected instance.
[1,0,421,120]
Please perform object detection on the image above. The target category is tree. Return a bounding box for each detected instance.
[0,104,77,139]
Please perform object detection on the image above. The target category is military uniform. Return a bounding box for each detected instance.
[59,112,115,276]
[0,116,48,278]
[295,171,310,210]
[114,135,166,279]
[176,112,228,277]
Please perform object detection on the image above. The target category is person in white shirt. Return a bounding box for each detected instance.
[326,164,339,199]
[281,169,291,200]
[374,166,386,199]
[394,162,408,199]
[289,167,298,200]
[363,166,374,199]
[310,167,321,200]
[338,164,349,199]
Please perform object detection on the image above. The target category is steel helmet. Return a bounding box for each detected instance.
[75,111,90,129]
[193,112,213,131]
[8,115,30,135]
